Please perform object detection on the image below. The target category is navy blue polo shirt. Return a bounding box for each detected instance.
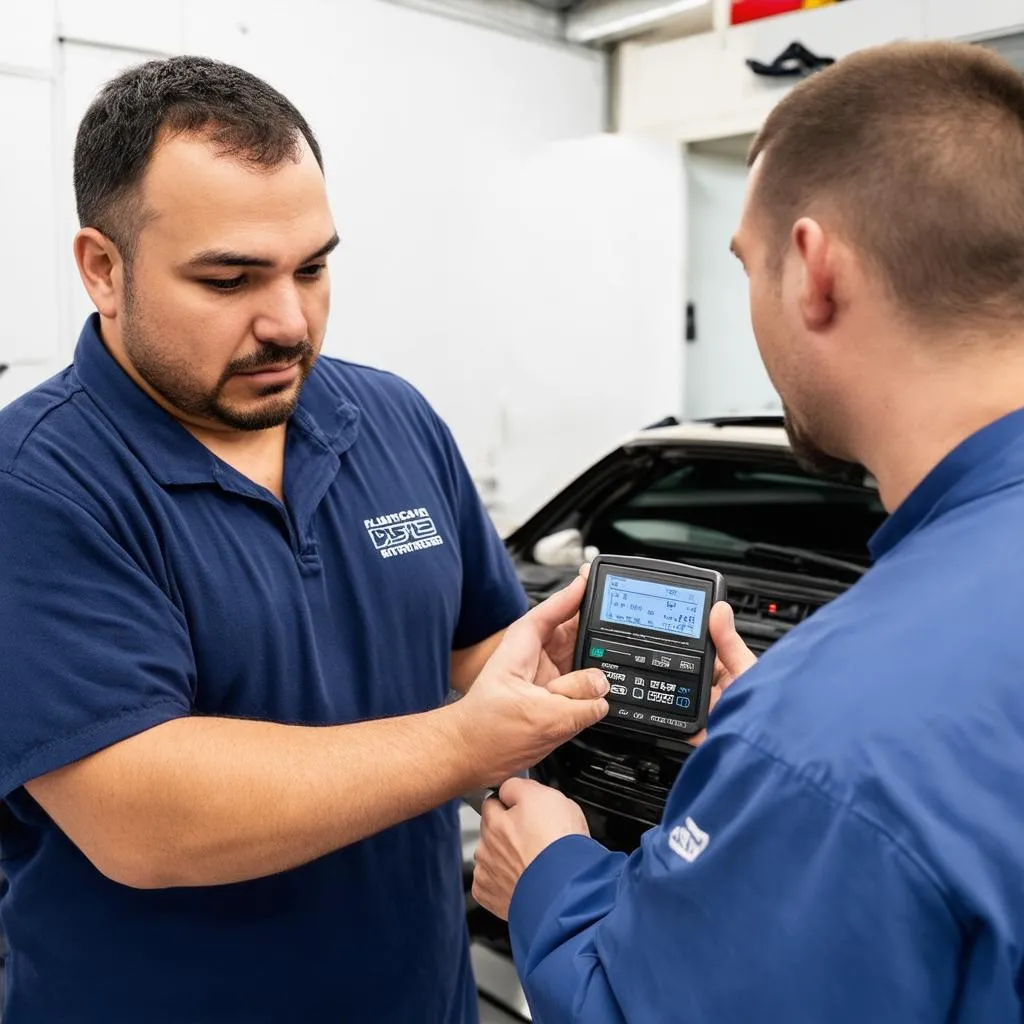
[508,407,1024,1022]
[0,315,527,1023]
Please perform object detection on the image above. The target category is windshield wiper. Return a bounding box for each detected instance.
[741,542,868,579]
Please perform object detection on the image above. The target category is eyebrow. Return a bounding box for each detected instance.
[186,232,340,270]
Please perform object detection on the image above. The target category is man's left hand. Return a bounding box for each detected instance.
[472,777,589,920]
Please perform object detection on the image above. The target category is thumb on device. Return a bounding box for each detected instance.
[709,602,757,686]
[544,668,609,700]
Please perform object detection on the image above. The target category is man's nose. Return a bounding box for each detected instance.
[253,280,308,347]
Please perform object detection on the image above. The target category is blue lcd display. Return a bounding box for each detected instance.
[600,574,706,639]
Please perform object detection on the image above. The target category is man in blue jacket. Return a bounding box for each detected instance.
[474,40,1024,1022]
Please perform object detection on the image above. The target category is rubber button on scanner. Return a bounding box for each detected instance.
[599,662,628,684]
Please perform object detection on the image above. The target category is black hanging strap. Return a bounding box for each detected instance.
[747,41,834,78]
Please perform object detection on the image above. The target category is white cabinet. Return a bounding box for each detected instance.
[618,0,928,140]
[734,0,925,107]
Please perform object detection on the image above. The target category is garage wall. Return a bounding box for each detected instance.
[1,0,685,529]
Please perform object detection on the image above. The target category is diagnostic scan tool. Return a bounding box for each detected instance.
[575,555,726,740]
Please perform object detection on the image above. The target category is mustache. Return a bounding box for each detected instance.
[224,341,315,377]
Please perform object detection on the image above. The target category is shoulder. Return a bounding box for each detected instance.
[0,369,117,520]
[723,514,1024,745]
[0,368,162,544]
[711,541,1024,878]
[0,368,80,474]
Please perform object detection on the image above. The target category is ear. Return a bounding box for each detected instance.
[74,228,125,319]
[791,217,836,332]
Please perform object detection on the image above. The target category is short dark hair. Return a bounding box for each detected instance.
[749,41,1024,328]
[74,55,324,260]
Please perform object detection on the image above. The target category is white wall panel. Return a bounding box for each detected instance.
[0,0,55,73]
[0,76,60,366]
[56,0,183,53]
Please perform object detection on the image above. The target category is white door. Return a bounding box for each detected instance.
[684,146,780,419]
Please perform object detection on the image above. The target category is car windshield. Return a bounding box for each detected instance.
[586,456,886,568]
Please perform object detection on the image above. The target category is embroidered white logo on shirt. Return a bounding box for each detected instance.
[363,507,445,559]
[668,817,710,864]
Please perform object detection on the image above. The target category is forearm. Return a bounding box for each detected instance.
[29,705,479,889]
[509,836,628,1023]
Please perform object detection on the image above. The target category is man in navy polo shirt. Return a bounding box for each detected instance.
[474,41,1024,1022]
[0,57,610,1022]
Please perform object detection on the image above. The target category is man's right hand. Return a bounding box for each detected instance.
[451,575,610,786]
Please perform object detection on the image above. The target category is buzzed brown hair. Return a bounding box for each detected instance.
[749,41,1024,327]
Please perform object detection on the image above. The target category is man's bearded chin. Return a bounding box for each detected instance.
[783,406,866,482]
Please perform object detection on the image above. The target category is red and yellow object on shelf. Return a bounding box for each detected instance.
[730,0,845,25]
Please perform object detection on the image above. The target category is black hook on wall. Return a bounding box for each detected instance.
[747,41,834,77]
